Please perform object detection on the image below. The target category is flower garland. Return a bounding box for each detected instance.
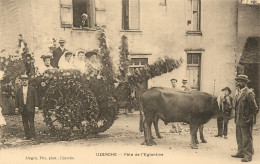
[118,35,130,81]
[117,35,183,111]
[128,56,183,86]
[117,35,136,111]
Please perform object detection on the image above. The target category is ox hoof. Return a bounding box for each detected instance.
[201,139,207,143]
[142,139,157,146]
[191,145,198,149]
[157,135,162,139]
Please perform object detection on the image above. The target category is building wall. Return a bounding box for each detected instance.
[0,0,238,95]
[108,0,238,95]
[236,4,260,57]
[0,0,34,52]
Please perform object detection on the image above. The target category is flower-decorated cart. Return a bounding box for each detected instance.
[30,69,118,140]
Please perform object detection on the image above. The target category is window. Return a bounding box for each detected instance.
[122,0,140,30]
[129,57,148,98]
[186,0,201,32]
[186,53,201,90]
[60,0,96,29]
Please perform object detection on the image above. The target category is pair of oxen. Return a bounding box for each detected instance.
[139,87,230,149]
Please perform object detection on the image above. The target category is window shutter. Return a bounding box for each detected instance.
[60,0,72,28]
[88,0,96,28]
[95,0,106,26]
[186,0,192,31]
[129,0,140,30]
[192,0,199,31]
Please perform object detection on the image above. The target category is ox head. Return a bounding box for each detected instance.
[212,95,234,120]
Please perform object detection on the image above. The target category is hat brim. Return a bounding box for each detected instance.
[41,55,53,60]
[235,77,250,82]
[85,51,98,58]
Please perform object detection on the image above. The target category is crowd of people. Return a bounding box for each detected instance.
[38,39,102,76]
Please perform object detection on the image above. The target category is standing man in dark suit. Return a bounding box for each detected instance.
[51,39,67,68]
[231,75,258,162]
[15,75,39,141]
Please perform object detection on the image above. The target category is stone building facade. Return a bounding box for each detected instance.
[1,0,255,96]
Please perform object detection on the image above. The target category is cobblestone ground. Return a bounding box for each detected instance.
[0,111,260,164]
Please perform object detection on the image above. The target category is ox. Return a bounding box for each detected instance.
[139,87,220,149]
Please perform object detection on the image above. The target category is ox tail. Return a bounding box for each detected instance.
[139,97,144,133]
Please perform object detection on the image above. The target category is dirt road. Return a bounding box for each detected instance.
[0,112,260,164]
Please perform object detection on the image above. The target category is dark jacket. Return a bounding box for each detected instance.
[223,95,233,117]
[235,87,258,126]
[51,47,67,68]
[15,86,39,113]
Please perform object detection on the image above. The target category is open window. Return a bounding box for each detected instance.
[60,0,96,29]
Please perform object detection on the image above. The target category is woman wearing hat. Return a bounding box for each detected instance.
[39,54,54,73]
[85,51,101,76]
[58,51,75,69]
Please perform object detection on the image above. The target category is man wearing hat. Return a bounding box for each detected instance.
[51,39,67,68]
[231,75,258,162]
[215,87,233,139]
[181,78,191,91]
[15,75,39,141]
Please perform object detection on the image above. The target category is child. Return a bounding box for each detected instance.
[0,107,6,144]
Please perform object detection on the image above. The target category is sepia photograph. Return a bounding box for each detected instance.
[0,0,259,163]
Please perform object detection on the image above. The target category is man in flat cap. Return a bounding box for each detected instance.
[231,75,258,162]
[15,75,39,141]
[51,39,67,68]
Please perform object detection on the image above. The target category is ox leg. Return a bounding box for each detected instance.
[142,114,157,146]
[153,114,162,138]
[190,124,199,149]
[199,125,207,143]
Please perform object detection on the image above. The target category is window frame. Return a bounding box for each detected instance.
[121,0,141,31]
[72,0,96,30]
[186,0,202,36]
[185,49,203,90]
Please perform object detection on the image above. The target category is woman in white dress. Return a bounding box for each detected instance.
[58,51,75,69]
[74,49,86,73]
